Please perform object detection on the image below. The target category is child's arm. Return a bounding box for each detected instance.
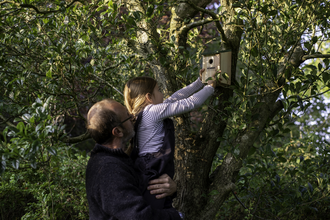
[145,85,214,121]
[145,69,219,121]
[164,69,205,104]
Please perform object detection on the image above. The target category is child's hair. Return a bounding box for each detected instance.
[124,76,158,116]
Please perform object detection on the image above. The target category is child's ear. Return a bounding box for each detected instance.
[145,93,153,103]
[112,127,123,137]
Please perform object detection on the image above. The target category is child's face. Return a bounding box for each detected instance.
[151,83,164,104]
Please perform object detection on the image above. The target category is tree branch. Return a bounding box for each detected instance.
[180,17,214,33]
[0,1,15,5]
[302,54,330,62]
[1,0,83,15]
[288,88,330,101]
[180,0,230,46]
[61,131,91,144]
[0,8,20,17]
[93,74,124,96]
[0,113,16,128]
[19,4,59,14]
[268,100,284,124]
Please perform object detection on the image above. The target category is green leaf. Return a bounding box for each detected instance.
[30,161,37,169]
[251,46,258,57]
[31,140,41,152]
[133,11,141,20]
[308,182,313,193]
[30,115,35,124]
[282,128,291,133]
[127,16,136,26]
[171,35,175,42]
[304,65,317,70]
[47,147,57,156]
[324,58,329,67]
[16,122,25,133]
[322,72,330,83]
[275,174,280,183]
[277,156,287,163]
[297,96,304,111]
[113,2,117,11]
[271,129,279,136]
[90,59,95,66]
[312,36,318,44]
[309,207,318,212]
[146,5,154,17]
[108,0,113,8]
[35,123,43,132]
[2,127,8,143]
[268,10,278,16]
[46,69,52,78]
[14,118,22,122]
[11,160,20,169]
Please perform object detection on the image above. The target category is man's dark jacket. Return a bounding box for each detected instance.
[85,144,181,220]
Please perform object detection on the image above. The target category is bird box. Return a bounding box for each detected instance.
[202,50,232,85]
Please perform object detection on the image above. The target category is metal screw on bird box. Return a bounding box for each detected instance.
[202,50,232,86]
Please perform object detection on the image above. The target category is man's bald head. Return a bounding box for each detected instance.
[87,99,120,145]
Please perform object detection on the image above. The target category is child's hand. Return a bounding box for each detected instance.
[208,70,221,88]
[199,68,205,81]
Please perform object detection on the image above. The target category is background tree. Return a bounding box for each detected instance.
[1,0,330,219]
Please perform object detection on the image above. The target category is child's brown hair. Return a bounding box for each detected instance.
[124,76,158,116]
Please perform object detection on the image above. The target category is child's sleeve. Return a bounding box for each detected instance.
[164,78,204,104]
[146,85,214,121]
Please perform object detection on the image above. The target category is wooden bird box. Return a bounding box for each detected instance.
[202,50,232,85]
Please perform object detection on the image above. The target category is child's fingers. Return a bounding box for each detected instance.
[200,69,205,76]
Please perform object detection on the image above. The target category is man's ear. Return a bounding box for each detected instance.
[145,93,153,104]
[112,127,123,137]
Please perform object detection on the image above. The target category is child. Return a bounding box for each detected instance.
[124,69,219,209]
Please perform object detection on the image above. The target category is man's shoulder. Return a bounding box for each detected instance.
[89,150,132,166]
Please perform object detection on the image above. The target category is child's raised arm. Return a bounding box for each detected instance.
[164,69,206,104]
[144,70,221,121]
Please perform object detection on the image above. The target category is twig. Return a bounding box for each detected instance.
[302,54,330,62]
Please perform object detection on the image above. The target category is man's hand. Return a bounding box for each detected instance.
[147,174,177,199]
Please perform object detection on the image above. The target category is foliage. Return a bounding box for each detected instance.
[215,98,330,219]
[0,148,88,219]
[1,0,330,219]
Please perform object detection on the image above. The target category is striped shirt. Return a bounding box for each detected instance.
[137,78,214,155]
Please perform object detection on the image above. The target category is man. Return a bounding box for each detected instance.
[85,99,181,220]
